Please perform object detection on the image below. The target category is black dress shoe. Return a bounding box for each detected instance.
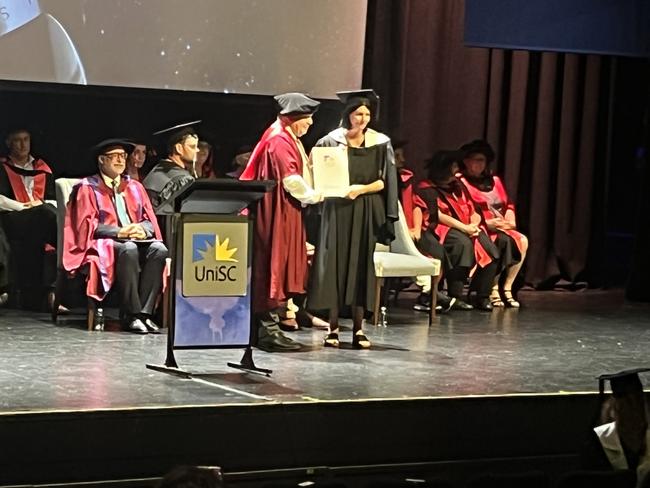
[451,299,474,311]
[473,297,494,311]
[126,318,149,334]
[437,296,456,314]
[256,326,301,352]
[143,318,161,334]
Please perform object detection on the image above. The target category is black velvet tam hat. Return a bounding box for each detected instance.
[274,93,320,116]
[459,139,496,163]
[91,138,135,159]
[598,368,650,398]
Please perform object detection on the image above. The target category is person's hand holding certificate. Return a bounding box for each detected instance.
[310,146,350,198]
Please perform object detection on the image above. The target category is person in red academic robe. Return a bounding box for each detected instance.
[0,127,57,309]
[458,140,528,308]
[63,139,168,334]
[394,141,456,313]
[240,92,323,352]
[417,150,499,311]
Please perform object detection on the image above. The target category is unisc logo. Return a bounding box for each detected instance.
[192,234,239,282]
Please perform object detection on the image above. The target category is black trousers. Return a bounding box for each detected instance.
[113,240,168,318]
[1,204,57,290]
[443,228,500,299]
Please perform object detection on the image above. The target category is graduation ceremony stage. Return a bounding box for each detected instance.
[1,289,649,486]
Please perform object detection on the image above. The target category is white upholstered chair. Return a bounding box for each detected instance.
[373,203,441,326]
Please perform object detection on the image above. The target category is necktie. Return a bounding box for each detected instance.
[112,180,132,226]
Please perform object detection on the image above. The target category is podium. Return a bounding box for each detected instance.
[146,178,275,376]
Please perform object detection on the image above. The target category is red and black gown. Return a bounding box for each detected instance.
[417,179,499,300]
[0,157,57,301]
[459,173,525,271]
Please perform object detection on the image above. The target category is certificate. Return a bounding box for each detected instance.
[310,146,350,198]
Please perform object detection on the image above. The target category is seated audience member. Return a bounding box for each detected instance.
[459,140,528,307]
[125,140,147,181]
[583,369,650,487]
[63,139,168,334]
[225,146,252,179]
[0,127,57,308]
[159,466,224,488]
[196,140,215,178]
[394,140,455,313]
[143,121,199,211]
[417,150,499,311]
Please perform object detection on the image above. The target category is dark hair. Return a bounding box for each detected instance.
[340,98,372,129]
[158,466,223,488]
[425,150,463,184]
[167,131,198,157]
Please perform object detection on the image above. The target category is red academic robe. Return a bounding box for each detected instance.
[459,175,526,255]
[398,168,426,230]
[417,179,493,268]
[62,175,162,301]
[0,157,53,202]
[240,120,308,313]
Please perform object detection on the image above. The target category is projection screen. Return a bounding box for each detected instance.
[0,0,367,98]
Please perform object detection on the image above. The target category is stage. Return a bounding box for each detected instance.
[1,289,649,485]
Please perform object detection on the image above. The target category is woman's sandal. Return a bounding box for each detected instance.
[352,330,371,349]
[489,288,505,307]
[324,329,340,348]
[503,290,520,308]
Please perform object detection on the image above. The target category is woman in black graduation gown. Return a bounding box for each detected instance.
[308,90,398,348]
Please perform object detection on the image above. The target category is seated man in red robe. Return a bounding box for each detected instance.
[63,139,168,334]
[0,127,58,308]
[240,92,323,352]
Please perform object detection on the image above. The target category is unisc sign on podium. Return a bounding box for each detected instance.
[183,222,248,296]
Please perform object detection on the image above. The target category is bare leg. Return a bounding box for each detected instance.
[324,306,340,347]
[352,305,370,348]
[502,235,528,307]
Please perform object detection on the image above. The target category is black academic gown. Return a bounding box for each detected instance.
[142,159,195,240]
[307,128,398,313]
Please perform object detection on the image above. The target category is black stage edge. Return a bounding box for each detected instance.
[0,393,601,486]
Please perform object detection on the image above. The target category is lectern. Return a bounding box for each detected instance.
[146,178,275,376]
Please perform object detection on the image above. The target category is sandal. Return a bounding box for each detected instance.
[503,290,520,308]
[324,329,340,348]
[352,330,371,349]
[489,288,505,307]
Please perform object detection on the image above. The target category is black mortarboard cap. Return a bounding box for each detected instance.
[598,368,650,398]
[91,138,135,159]
[152,120,201,147]
[274,93,320,116]
[336,89,380,119]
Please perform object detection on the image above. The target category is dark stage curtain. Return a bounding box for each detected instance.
[364,0,612,287]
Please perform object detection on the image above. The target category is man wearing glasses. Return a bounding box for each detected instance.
[63,139,168,334]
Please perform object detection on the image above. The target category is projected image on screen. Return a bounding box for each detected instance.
[0,0,367,97]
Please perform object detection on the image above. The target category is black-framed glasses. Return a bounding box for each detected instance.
[102,152,128,162]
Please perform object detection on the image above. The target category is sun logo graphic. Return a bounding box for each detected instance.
[192,234,238,263]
